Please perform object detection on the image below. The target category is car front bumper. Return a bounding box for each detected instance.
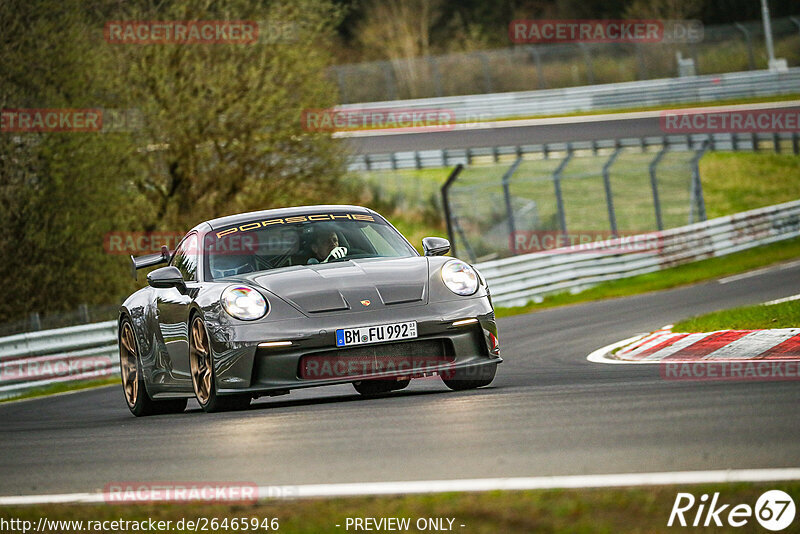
[209,296,501,395]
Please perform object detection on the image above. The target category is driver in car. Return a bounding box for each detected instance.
[308,228,347,264]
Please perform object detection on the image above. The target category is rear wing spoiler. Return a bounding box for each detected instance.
[130,245,171,280]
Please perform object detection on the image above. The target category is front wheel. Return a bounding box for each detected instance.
[441,363,497,391]
[119,318,187,416]
[190,316,251,413]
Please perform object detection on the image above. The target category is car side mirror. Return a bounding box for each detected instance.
[147,266,187,293]
[422,237,450,256]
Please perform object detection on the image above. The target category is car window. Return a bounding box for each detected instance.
[204,213,417,280]
[360,224,407,256]
[171,233,198,281]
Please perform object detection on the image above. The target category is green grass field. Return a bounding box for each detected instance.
[360,151,799,259]
[356,150,800,316]
[3,482,798,533]
[673,299,800,332]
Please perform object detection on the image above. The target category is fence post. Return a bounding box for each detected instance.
[30,312,41,331]
[441,164,464,257]
[480,52,493,94]
[734,23,756,70]
[578,43,594,84]
[689,41,700,73]
[793,132,799,155]
[502,157,524,255]
[527,46,546,89]
[335,66,349,104]
[602,145,622,237]
[635,43,648,79]
[649,144,668,231]
[79,304,90,323]
[382,62,397,101]
[552,145,573,237]
[428,56,443,98]
[689,141,709,224]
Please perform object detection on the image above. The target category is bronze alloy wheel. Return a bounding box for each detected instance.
[119,321,139,408]
[118,317,188,417]
[190,316,213,406]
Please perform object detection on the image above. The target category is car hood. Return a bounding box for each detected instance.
[236,257,429,314]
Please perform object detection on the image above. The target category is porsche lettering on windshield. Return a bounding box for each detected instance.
[205,213,416,280]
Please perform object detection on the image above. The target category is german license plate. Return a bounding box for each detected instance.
[336,321,417,347]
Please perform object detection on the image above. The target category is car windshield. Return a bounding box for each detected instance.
[204,212,417,280]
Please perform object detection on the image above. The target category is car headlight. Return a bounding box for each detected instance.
[441,260,479,296]
[221,286,268,320]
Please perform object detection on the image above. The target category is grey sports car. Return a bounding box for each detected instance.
[118,205,500,416]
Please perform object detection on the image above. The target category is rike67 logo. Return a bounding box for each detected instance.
[668,490,796,530]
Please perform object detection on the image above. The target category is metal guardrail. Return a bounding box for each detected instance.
[475,200,800,307]
[1,199,798,399]
[0,321,118,400]
[348,131,800,172]
[339,68,800,125]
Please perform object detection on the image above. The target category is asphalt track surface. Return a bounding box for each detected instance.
[1,261,799,496]
[345,104,800,154]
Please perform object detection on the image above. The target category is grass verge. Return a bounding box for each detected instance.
[495,236,800,318]
[673,299,800,332]
[2,482,797,533]
[0,377,118,404]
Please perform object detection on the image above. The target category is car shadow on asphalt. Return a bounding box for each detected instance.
[181,387,458,414]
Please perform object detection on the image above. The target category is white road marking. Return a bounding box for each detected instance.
[586,334,651,364]
[718,259,800,284]
[2,469,800,505]
[764,294,800,306]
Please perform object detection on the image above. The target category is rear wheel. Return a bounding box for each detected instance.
[353,378,410,396]
[190,316,251,412]
[119,319,187,416]
[441,363,497,391]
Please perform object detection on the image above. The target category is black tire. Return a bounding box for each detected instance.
[190,315,251,413]
[441,363,497,391]
[119,318,187,417]
[353,378,410,396]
